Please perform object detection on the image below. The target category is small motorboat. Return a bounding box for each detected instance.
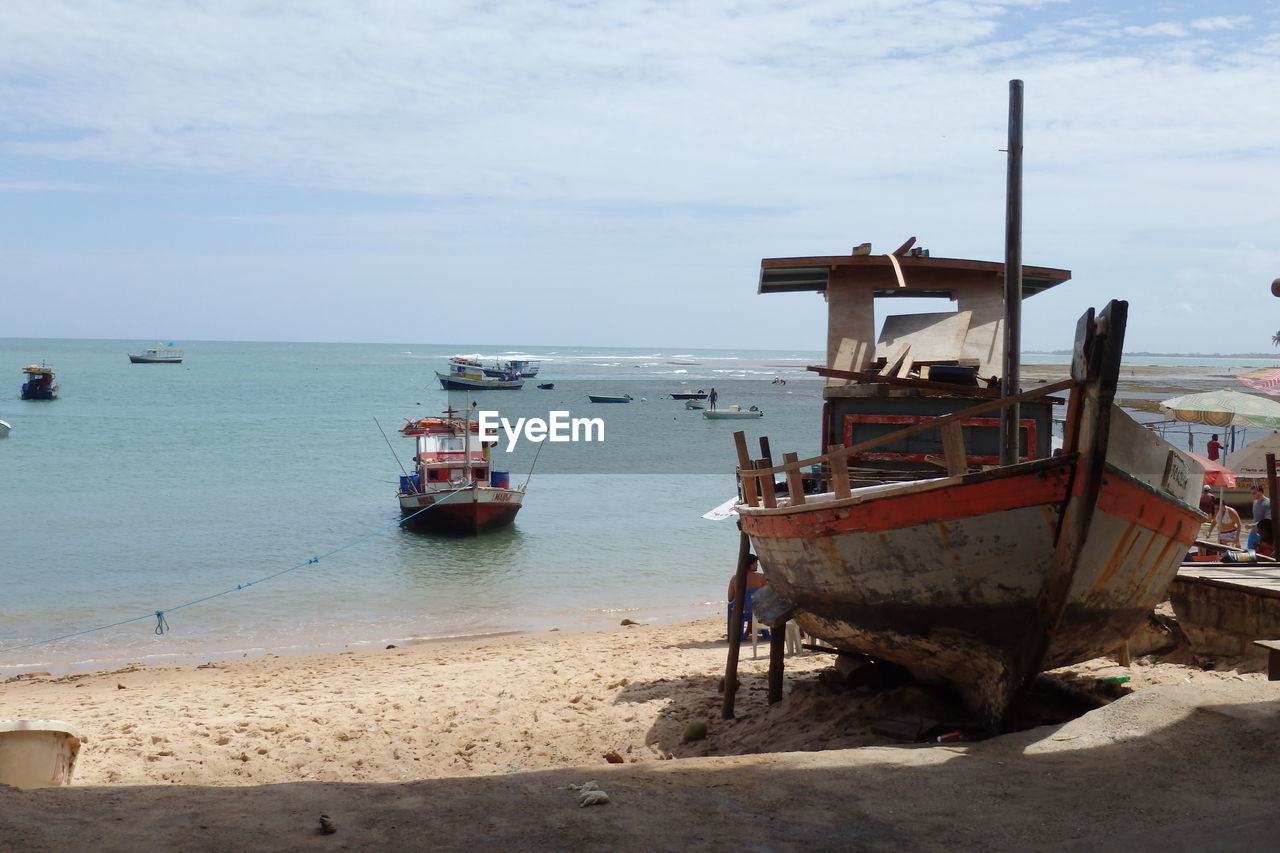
[684,400,705,409]
[703,405,762,419]
[537,383,555,390]
[128,342,184,364]
[20,363,59,400]
[669,391,708,400]
[588,394,633,403]
[0,419,10,438]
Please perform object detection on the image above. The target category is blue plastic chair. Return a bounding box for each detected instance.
[727,588,771,642]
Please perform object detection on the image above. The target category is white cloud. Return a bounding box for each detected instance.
[0,0,1276,350]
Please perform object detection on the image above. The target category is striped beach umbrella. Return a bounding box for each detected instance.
[1159,389,1280,431]
[1237,368,1280,396]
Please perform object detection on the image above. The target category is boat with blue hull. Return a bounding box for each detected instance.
[20,363,59,400]
[437,357,524,391]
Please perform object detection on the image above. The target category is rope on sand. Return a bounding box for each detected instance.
[0,486,469,653]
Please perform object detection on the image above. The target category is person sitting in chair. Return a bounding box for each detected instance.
[727,554,768,601]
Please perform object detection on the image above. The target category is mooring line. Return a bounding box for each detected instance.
[0,486,468,654]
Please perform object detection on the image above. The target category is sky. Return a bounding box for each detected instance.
[1,0,1278,352]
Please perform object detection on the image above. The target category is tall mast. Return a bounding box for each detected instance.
[1000,79,1024,466]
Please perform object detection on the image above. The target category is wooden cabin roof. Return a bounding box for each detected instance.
[758,252,1071,298]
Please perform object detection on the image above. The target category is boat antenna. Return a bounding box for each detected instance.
[374,416,409,477]
[1000,78,1024,466]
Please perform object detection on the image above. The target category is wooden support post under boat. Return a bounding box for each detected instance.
[734,431,758,507]
[783,451,805,506]
[1268,453,1279,552]
[768,629,786,704]
[722,530,753,719]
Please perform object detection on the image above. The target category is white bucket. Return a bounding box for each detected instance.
[0,719,83,788]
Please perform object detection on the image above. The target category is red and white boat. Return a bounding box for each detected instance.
[733,245,1203,730]
[397,414,524,534]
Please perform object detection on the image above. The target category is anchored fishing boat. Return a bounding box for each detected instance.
[669,391,708,400]
[128,343,184,364]
[732,243,1203,729]
[20,363,59,400]
[588,394,632,403]
[483,359,540,378]
[437,357,524,391]
[397,413,524,534]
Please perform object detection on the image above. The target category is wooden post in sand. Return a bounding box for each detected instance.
[1267,453,1278,551]
[768,629,786,704]
[722,529,752,719]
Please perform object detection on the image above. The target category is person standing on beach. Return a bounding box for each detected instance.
[1211,495,1242,547]
[1207,434,1223,461]
[1248,486,1271,550]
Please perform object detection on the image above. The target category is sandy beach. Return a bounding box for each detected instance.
[4,616,1279,851]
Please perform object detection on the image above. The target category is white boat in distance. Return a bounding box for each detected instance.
[128,343,184,363]
[704,406,763,419]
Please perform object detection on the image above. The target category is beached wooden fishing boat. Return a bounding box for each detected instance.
[396,414,524,534]
[733,249,1203,729]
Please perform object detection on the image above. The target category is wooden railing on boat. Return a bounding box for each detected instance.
[734,377,1075,509]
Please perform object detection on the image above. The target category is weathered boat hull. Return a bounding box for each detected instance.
[398,484,523,534]
[739,413,1203,727]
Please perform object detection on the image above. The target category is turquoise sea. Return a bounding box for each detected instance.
[3,339,1277,678]
[0,338,829,677]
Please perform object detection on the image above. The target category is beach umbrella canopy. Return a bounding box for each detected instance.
[1159,389,1280,431]
[1223,432,1280,479]
[1184,451,1237,488]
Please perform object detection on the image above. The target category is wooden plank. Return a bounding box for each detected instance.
[897,354,915,379]
[734,431,758,507]
[808,365,1001,398]
[783,451,806,506]
[830,337,861,385]
[828,444,852,498]
[892,236,917,256]
[757,459,778,509]
[878,343,911,378]
[742,378,1074,480]
[940,421,968,477]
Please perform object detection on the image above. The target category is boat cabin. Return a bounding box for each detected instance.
[399,417,495,495]
[760,240,1071,477]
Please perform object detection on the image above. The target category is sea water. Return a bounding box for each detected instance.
[0,338,826,676]
[3,339,1274,677]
